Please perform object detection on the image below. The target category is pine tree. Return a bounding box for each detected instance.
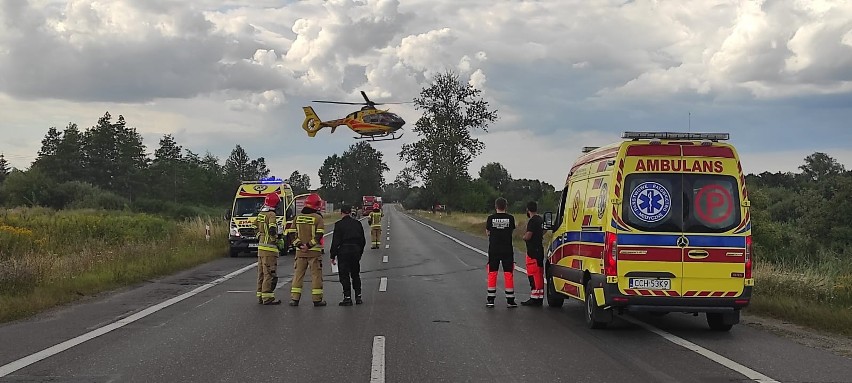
[224,145,252,183]
[55,123,84,182]
[0,153,10,184]
[32,127,62,177]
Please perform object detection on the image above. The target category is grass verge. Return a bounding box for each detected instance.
[0,208,226,323]
[409,209,852,337]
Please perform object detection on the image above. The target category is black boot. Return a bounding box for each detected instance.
[313,300,328,307]
[339,297,353,306]
[262,299,282,305]
[355,295,363,305]
[521,298,543,306]
[507,298,518,308]
[288,300,299,306]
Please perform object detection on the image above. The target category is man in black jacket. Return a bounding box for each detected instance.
[330,205,367,306]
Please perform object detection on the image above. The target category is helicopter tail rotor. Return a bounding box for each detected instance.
[302,106,323,137]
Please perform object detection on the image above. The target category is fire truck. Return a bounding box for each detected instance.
[362,195,377,216]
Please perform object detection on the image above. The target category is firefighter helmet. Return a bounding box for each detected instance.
[264,192,281,209]
[305,193,323,210]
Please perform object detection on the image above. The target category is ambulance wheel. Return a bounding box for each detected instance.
[585,287,611,329]
[706,313,734,331]
[546,275,564,308]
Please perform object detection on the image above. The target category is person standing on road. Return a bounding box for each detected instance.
[330,204,367,306]
[485,197,517,308]
[290,193,327,307]
[521,201,545,306]
[369,203,383,249]
[256,193,282,305]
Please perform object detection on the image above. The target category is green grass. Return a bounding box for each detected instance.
[409,209,852,337]
[0,208,227,323]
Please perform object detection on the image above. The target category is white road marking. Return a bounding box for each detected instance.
[0,262,257,377]
[382,256,389,263]
[379,277,388,292]
[406,212,779,383]
[386,236,390,241]
[370,336,386,383]
[385,244,390,249]
[0,230,336,377]
[406,215,527,273]
[275,277,292,291]
[623,317,779,383]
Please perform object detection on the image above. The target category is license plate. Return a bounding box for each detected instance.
[248,243,258,248]
[629,278,671,290]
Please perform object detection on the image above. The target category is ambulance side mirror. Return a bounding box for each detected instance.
[543,212,554,231]
[742,200,751,207]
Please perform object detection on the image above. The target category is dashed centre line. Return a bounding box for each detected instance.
[379,277,388,292]
[370,336,386,383]
[382,255,389,263]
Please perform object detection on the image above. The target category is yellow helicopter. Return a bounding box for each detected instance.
[301,91,409,141]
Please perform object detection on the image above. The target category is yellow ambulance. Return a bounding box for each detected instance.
[226,177,296,257]
[542,132,753,331]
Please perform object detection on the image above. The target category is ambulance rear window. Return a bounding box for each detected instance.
[622,174,741,233]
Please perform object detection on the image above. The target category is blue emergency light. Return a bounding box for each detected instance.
[259,176,285,184]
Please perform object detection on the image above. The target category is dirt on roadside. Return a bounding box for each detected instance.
[743,314,852,358]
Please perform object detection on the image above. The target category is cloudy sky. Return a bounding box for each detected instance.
[1,0,851,187]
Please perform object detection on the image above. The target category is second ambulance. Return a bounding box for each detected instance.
[543,132,753,331]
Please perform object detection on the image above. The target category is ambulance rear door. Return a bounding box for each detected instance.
[619,143,685,297]
[679,146,746,298]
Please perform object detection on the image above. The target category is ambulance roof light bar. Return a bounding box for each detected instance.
[622,132,730,141]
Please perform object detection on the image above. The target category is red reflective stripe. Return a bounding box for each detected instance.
[711,291,725,297]
[685,291,697,297]
[668,290,680,297]
[698,291,712,297]
[682,146,735,158]
[652,290,665,296]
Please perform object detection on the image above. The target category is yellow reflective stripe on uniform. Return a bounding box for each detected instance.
[260,292,275,298]
[295,215,317,224]
[311,289,323,295]
[256,292,262,297]
[291,287,302,293]
[316,228,325,233]
[257,245,279,252]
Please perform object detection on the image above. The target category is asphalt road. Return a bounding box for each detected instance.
[1,205,851,382]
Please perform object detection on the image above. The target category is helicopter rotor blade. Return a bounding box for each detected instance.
[311,101,367,105]
[360,91,373,105]
[371,101,414,105]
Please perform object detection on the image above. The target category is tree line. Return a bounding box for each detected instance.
[0,112,285,218]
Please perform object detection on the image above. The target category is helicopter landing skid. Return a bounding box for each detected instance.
[355,131,404,142]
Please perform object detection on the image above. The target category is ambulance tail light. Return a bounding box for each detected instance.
[604,232,618,276]
[744,235,753,280]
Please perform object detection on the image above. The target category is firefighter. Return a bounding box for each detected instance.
[369,203,383,249]
[521,201,545,306]
[485,197,517,308]
[330,204,367,306]
[290,193,327,307]
[256,193,282,305]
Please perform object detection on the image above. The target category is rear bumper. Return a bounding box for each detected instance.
[602,280,752,313]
